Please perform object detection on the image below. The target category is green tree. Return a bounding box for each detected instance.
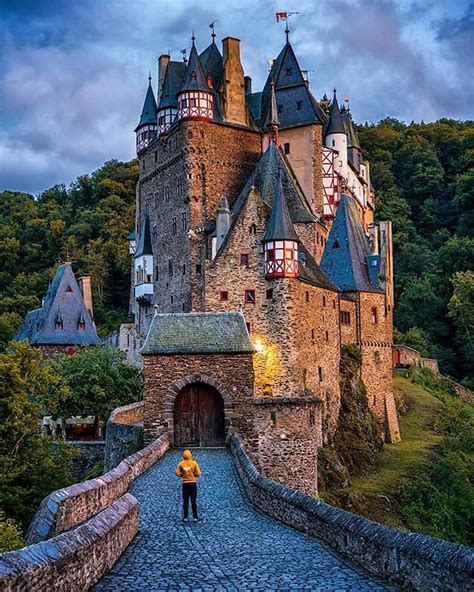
[0,342,75,530]
[55,347,142,435]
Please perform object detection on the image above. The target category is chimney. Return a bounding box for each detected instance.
[222,37,247,125]
[157,54,170,102]
[244,76,252,95]
[78,276,94,321]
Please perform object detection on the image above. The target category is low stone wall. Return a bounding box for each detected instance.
[27,431,169,544]
[0,493,138,591]
[105,401,144,472]
[68,440,106,480]
[228,433,474,592]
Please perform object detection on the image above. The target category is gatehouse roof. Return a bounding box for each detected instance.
[141,312,255,355]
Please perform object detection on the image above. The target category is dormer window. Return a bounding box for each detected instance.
[77,315,86,330]
[66,285,73,293]
[286,67,292,76]
[55,313,63,330]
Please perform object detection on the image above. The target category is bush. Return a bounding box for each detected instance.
[0,513,24,553]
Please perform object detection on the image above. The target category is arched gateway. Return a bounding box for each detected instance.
[174,383,225,446]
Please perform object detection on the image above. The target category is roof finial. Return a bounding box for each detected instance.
[191,30,195,45]
[209,20,217,42]
[285,21,290,43]
[148,71,152,85]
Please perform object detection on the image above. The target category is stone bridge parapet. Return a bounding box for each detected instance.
[104,401,144,471]
[228,433,474,592]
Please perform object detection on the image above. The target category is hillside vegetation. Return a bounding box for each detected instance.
[319,367,474,546]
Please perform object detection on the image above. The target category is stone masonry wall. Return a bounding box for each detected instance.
[358,291,400,443]
[104,401,144,472]
[69,440,106,480]
[228,433,474,592]
[253,398,322,496]
[0,494,138,592]
[143,353,256,448]
[27,432,169,544]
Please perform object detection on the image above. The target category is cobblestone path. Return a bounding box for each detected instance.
[95,449,396,591]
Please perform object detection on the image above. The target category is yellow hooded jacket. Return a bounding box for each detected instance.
[175,450,201,483]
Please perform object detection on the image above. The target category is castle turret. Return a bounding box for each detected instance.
[262,169,300,278]
[157,61,185,135]
[215,193,231,252]
[134,214,154,304]
[135,76,158,153]
[325,89,347,166]
[177,36,213,121]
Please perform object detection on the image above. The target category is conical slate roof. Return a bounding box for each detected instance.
[342,111,361,149]
[135,78,157,131]
[179,40,211,93]
[14,263,100,346]
[135,214,153,257]
[320,194,383,293]
[326,90,345,136]
[263,169,299,242]
[159,62,185,109]
[200,40,223,90]
[260,41,326,130]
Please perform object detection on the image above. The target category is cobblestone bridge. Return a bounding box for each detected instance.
[95,449,396,591]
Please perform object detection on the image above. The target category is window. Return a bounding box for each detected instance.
[296,100,303,110]
[305,291,310,303]
[195,264,202,275]
[55,320,63,330]
[182,264,186,275]
[323,295,326,306]
[219,290,229,301]
[286,67,293,76]
[181,212,187,230]
[284,143,290,154]
[154,151,158,163]
[244,289,255,304]
[271,410,277,427]
[249,223,257,235]
[155,265,159,281]
[309,411,315,426]
[240,253,249,266]
[278,104,283,114]
[332,139,335,147]
[325,330,329,341]
[168,259,173,277]
[318,367,323,383]
[172,217,177,236]
[66,285,73,293]
[266,288,273,300]
[371,307,378,324]
[78,319,86,330]
[182,302,186,311]
[340,311,351,325]
[170,295,174,304]
[246,322,251,333]
[333,299,336,309]
[311,328,315,343]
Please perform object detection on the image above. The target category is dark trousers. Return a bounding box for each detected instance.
[182,483,198,519]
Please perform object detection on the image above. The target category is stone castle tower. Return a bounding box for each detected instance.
[130,29,400,496]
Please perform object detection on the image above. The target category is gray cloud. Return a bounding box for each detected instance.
[0,0,472,194]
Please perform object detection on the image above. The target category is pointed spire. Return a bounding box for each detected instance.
[285,21,290,44]
[179,38,211,93]
[263,168,299,242]
[135,214,153,257]
[135,76,158,130]
[326,89,345,135]
[264,80,280,143]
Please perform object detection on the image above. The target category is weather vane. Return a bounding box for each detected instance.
[209,20,217,41]
[275,11,299,42]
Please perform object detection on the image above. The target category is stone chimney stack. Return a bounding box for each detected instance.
[78,276,94,321]
[244,76,252,95]
[157,54,170,101]
[222,37,247,125]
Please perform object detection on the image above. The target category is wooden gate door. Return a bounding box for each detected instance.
[174,383,225,447]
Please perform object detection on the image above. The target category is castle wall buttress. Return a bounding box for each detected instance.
[357,292,400,443]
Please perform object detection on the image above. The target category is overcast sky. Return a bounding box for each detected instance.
[1,0,472,195]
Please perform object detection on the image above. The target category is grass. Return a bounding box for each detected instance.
[343,371,445,527]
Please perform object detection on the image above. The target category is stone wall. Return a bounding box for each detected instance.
[105,401,144,472]
[27,432,169,544]
[143,353,256,448]
[228,433,474,592]
[68,440,106,480]
[0,494,138,592]
[103,323,143,368]
[253,397,322,496]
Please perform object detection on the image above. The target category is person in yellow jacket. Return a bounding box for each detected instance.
[175,449,201,522]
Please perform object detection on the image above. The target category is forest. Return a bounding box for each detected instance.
[0,118,472,384]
